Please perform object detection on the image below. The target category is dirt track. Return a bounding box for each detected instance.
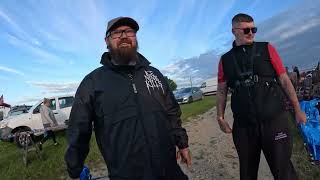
[179,103,273,180]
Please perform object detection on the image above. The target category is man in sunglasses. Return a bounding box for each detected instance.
[216,13,306,180]
[65,17,191,180]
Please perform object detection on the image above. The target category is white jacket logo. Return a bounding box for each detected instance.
[144,70,164,94]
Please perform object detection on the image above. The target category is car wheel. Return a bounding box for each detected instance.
[14,129,33,148]
[188,97,193,103]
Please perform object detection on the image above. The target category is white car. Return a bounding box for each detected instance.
[0,94,74,146]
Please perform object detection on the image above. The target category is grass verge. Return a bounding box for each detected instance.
[180,96,216,122]
[0,132,103,180]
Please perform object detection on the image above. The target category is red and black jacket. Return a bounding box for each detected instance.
[220,42,286,126]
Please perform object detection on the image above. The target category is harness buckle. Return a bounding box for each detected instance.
[253,75,259,83]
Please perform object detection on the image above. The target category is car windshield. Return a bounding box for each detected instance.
[177,88,192,94]
[7,105,32,117]
[8,110,25,117]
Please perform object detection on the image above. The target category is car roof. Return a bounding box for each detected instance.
[46,94,75,99]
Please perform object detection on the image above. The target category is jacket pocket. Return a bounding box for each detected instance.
[100,107,140,172]
[231,87,252,117]
[254,83,285,119]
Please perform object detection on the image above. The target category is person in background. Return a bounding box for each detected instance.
[39,98,59,150]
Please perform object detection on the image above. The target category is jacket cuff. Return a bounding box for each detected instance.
[178,143,189,149]
[176,138,189,149]
[67,167,82,179]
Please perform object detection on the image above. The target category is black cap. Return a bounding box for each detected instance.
[106,17,139,36]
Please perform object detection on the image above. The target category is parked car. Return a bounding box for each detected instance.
[0,94,74,147]
[174,87,203,104]
[200,77,217,95]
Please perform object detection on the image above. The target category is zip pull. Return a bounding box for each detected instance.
[128,73,138,94]
[132,83,138,94]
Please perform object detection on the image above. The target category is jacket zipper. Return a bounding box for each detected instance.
[128,73,138,94]
[127,71,158,174]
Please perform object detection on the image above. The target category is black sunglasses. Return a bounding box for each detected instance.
[234,27,257,34]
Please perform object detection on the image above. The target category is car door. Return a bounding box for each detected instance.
[57,96,74,126]
[48,98,64,126]
[194,87,202,100]
[30,102,45,131]
[191,87,197,100]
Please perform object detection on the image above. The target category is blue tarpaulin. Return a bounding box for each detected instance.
[299,99,320,161]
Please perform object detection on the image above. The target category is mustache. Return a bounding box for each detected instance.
[117,38,132,46]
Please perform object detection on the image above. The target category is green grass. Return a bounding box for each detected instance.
[288,116,320,180]
[180,96,216,122]
[0,132,104,180]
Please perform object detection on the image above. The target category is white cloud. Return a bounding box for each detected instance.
[14,96,42,105]
[161,63,191,76]
[27,81,79,94]
[278,18,320,42]
[5,34,63,64]
[0,65,24,76]
[0,7,42,47]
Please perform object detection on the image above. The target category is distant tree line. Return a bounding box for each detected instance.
[164,76,177,91]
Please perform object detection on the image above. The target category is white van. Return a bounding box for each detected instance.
[0,94,74,146]
[200,77,218,95]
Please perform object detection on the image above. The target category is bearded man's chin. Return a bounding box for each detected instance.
[110,47,138,65]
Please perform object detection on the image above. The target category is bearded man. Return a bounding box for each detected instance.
[65,17,191,180]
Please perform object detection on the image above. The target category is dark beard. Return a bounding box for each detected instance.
[109,39,138,65]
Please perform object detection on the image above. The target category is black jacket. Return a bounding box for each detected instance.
[65,52,188,180]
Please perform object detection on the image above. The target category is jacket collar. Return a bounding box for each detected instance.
[232,41,255,48]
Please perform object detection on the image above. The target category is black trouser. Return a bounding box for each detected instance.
[40,130,57,144]
[232,111,298,180]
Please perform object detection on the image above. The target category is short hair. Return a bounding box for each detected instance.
[232,13,254,26]
[43,98,50,104]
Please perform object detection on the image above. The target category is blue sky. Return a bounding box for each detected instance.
[0,0,301,104]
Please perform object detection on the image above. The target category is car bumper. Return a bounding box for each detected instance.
[0,127,13,141]
[176,98,189,104]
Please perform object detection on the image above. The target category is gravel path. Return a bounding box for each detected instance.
[179,103,273,180]
[90,104,273,180]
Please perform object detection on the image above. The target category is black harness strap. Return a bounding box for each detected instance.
[231,42,256,79]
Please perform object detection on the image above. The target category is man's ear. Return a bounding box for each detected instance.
[105,37,110,49]
[232,28,235,35]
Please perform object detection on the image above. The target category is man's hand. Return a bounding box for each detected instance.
[295,109,306,124]
[217,117,232,133]
[176,148,191,168]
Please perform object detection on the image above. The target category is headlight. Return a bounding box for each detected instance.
[183,96,189,100]
[0,121,8,129]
